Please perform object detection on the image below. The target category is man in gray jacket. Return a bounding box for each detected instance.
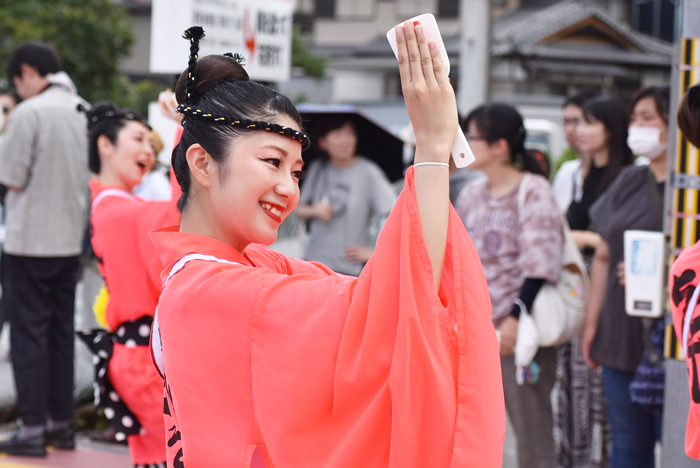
[0,42,89,457]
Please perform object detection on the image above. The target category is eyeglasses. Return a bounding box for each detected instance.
[558,117,581,126]
[465,135,487,142]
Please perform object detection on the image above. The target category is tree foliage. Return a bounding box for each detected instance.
[291,26,326,78]
[0,0,135,105]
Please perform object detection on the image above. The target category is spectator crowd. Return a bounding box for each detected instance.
[0,32,700,468]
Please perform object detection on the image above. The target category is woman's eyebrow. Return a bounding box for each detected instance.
[262,145,288,157]
[262,145,304,166]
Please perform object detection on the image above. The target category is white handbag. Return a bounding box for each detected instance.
[516,174,590,347]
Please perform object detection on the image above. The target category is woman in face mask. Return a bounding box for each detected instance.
[582,86,669,468]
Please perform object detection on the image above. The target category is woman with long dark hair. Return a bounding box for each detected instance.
[553,96,635,468]
[150,25,505,468]
[583,86,670,468]
[568,97,634,256]
[454,103,563,468]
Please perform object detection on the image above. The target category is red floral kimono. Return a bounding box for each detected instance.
[151,167,506,468]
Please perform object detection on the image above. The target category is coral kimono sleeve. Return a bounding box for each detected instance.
[252,167,505,468]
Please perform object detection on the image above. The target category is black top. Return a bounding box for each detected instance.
[566,163,606,231]
[589,165,665,371]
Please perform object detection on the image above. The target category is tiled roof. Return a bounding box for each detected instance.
[488,0,672,65]
[320,0,672,68]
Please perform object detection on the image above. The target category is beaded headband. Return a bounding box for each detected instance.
[77,104,151,131]
[177,104,310,150]
[179,26,310,151]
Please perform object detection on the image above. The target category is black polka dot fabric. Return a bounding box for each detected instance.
[77,315,154,442]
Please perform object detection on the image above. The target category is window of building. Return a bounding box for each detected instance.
[335,0,374,18]
[397,0,437,18]
[438,0,459,18]
[631,0,677,42]
[315,0,335,18]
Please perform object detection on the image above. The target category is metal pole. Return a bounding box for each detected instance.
[456,0,492,116]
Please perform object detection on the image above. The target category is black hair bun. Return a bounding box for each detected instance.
[84,101,148,130]
[85,101,121,130]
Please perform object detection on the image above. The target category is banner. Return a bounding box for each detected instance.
[150,0,294,81]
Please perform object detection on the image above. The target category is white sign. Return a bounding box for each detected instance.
[624,230,665,318]
[150,0,294,82]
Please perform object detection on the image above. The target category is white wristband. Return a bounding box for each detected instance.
[413,162,449,168]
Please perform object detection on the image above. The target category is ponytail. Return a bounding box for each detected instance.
[461,103,548,178]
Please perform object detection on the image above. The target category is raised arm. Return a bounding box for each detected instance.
[395,21,457,291]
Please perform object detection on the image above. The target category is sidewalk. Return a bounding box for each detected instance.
[0,437,130,468]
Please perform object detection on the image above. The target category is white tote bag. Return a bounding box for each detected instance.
[517,174,589,347]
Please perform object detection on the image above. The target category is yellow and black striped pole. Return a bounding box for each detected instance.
[662,4,700,465]
[666,37,700,361]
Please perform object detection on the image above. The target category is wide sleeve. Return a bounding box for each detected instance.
[516,176,563,283]
[0,105,37,189]
[252,166,505,468]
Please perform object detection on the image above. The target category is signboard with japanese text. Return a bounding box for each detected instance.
[150,0,294,82]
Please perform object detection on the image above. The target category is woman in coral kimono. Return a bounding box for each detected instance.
[150,25,505,468]
[79,102,179,468]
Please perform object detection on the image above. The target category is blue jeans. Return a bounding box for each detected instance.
[603,366,662,468]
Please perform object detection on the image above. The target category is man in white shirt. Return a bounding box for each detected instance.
[0,42,89,457]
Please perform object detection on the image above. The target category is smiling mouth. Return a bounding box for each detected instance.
[260,202,283,218]
[137,162,147,171]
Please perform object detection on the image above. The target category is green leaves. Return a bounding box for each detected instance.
[0,0,134,104]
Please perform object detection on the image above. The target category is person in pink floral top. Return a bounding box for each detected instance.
[455,103,563,468]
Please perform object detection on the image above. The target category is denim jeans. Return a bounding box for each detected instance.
[602,366,662,468]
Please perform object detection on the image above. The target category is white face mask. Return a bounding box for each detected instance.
[627,126,667,160]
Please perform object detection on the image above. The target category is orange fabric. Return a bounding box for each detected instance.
[152,167,505,468]
[89,180,179,464]
[670,240,700,459]
[89,180,180,330]
[108,345,167,463]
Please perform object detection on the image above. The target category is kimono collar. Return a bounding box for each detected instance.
[88,179,135,202]
[150,226,254,278]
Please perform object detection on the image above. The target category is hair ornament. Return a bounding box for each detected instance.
[182,26,205,102]
[224,52,246,66]
[177,103,310,150]
[78,103,151,131]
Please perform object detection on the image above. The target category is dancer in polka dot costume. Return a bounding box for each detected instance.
[77,102,179,467]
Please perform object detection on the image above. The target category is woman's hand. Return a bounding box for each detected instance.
[313,201,334,223]
[159,89,183,124]
[396,21,457,162]
[346,245,373,264]
[617,262,625,286]
[498,316,518,356]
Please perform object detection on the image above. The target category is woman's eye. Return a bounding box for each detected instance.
[265,158,281,168]
[293,170,305,180]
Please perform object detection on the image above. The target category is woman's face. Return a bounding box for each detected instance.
[630,96,667,143]
[319,122,357,163]
[209,115,304,250]
[463,120,506,170]
[576,117,608,154]
[101,121,155,191]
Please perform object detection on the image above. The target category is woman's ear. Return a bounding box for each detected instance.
[491,138,510,163]
[96,134,114,161]
[186,143,215,189]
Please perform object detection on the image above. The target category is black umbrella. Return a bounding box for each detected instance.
[296,103,407,183]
